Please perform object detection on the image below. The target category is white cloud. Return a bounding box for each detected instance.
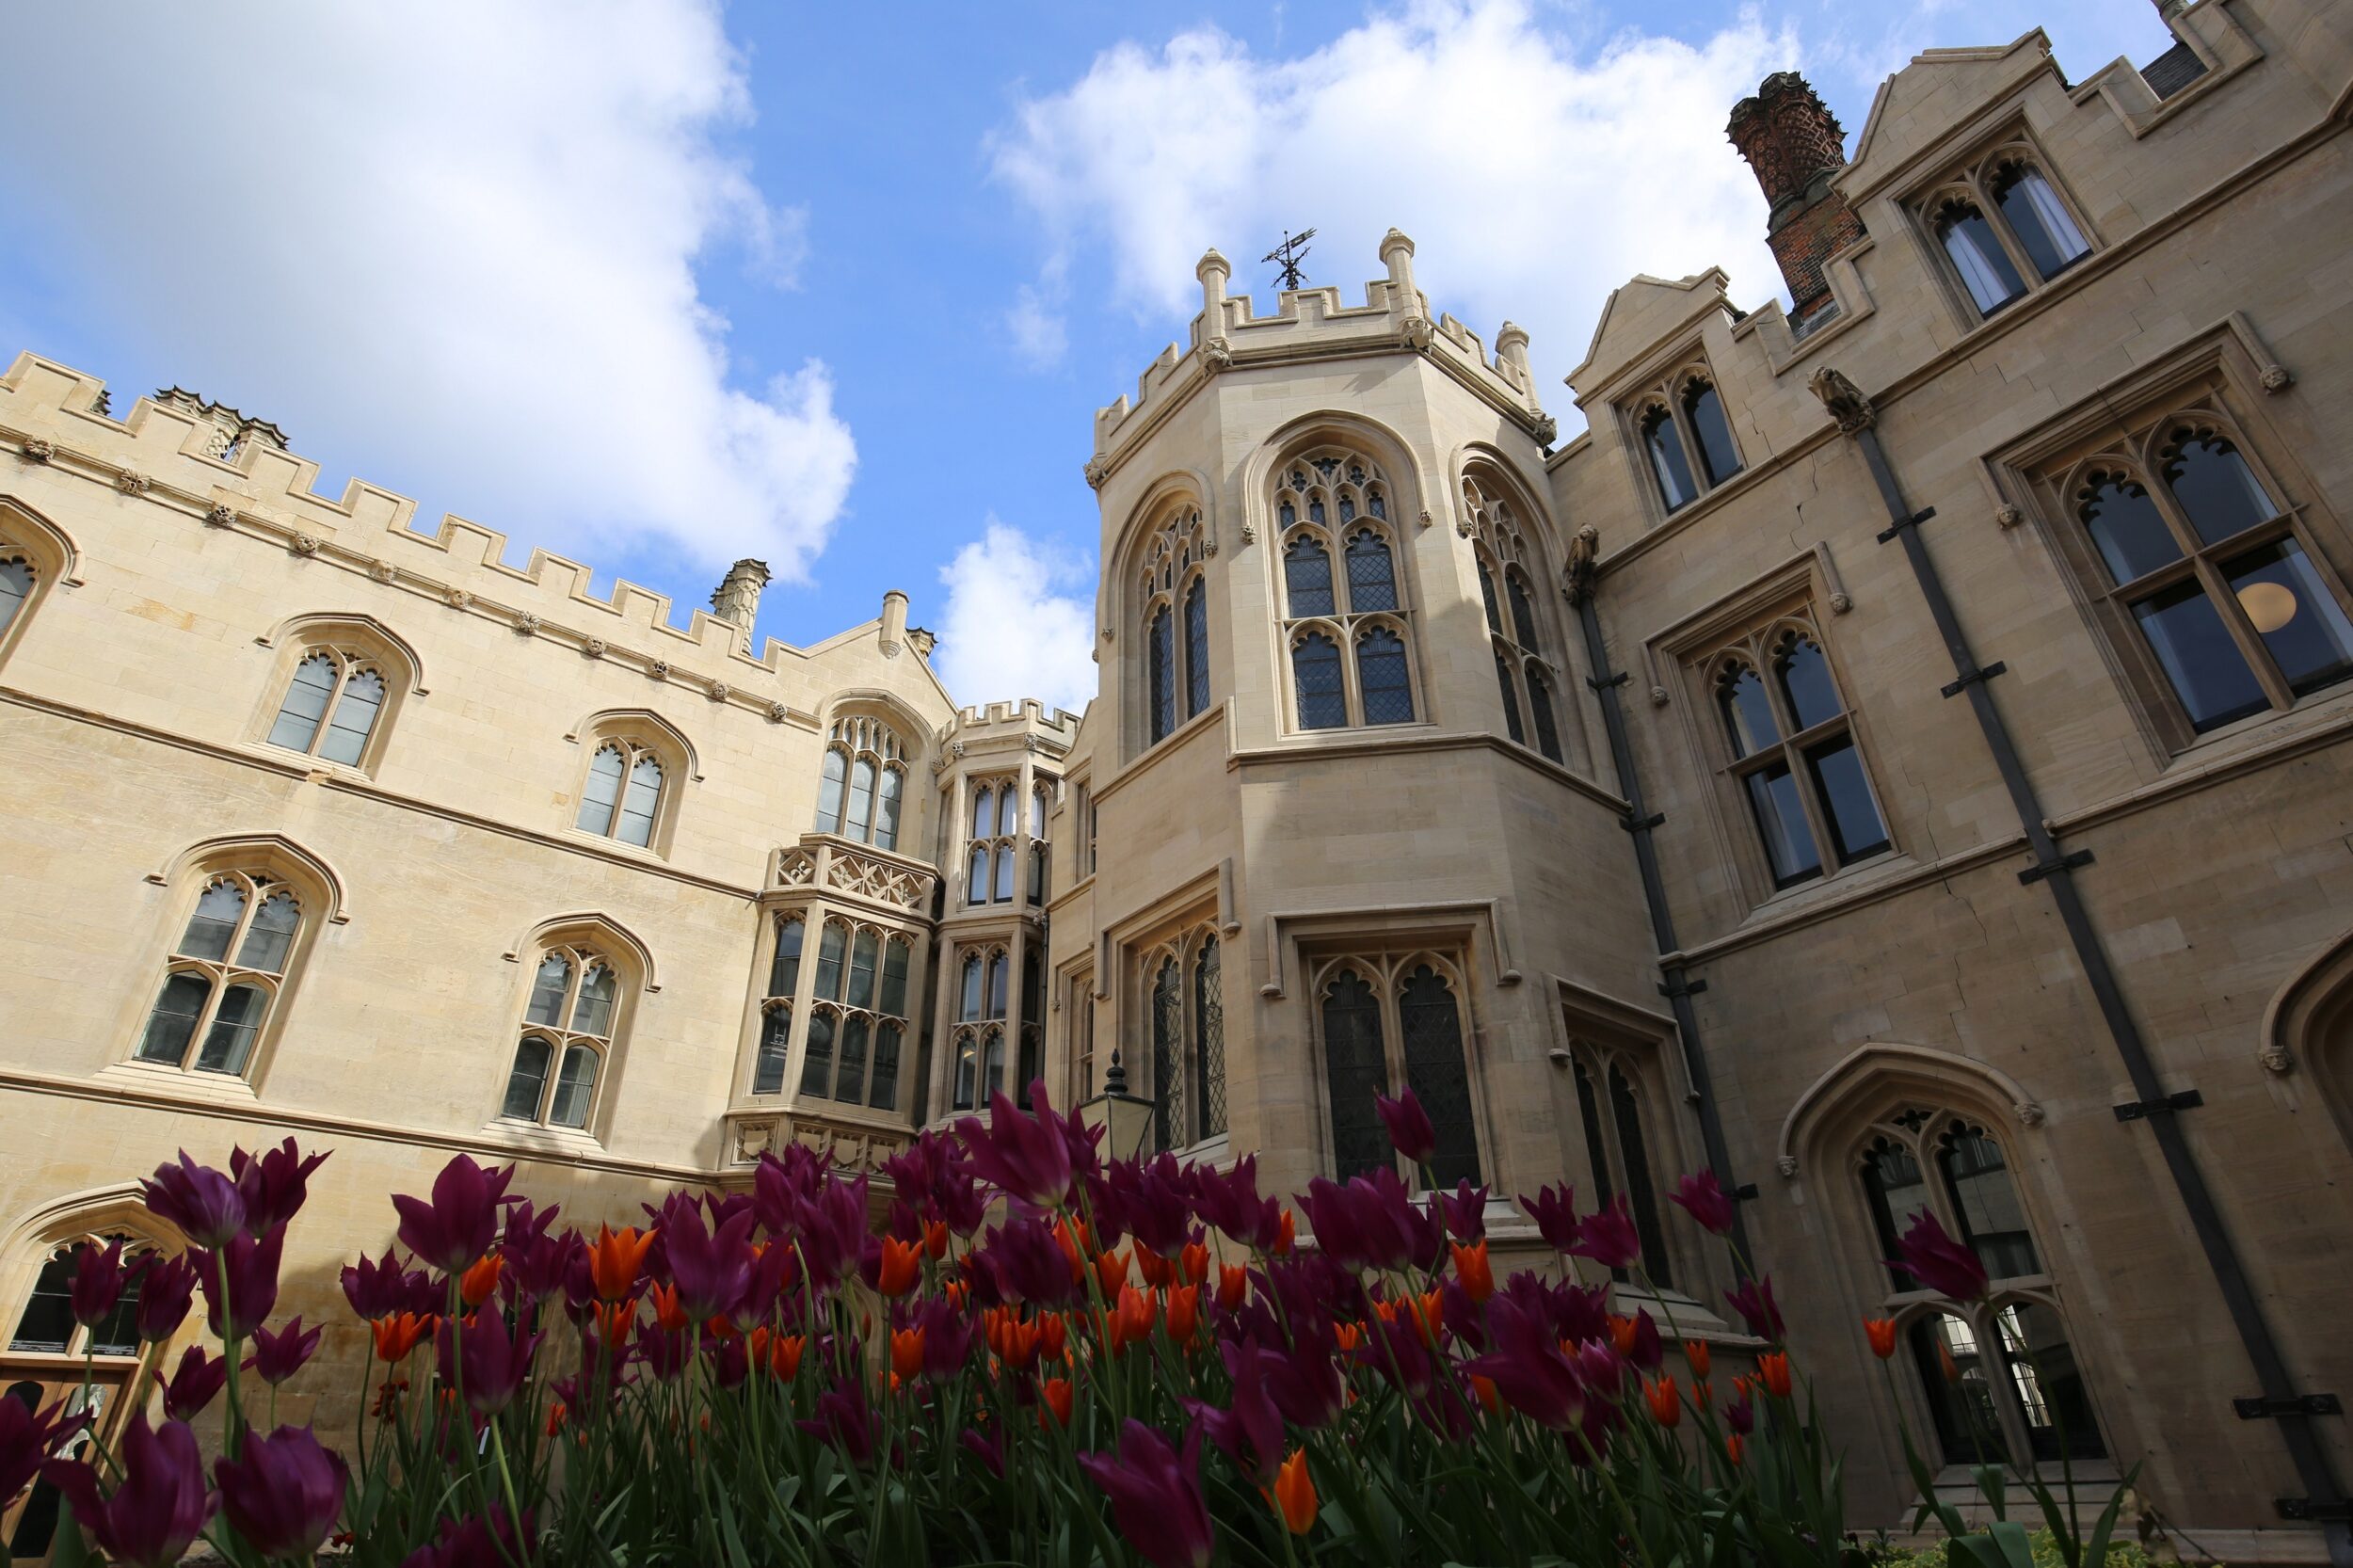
[1006,284,1071,371]
[0,0,853,579]
[988,0,1792,407]
[935,521,1098,714]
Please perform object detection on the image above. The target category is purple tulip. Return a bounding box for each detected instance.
[917,1294,977,1379]
[637,1321,692,1382]
[1465,1291,1586,1431]
[69,1237,132,1329]
[1668,1170,1737,1236]
[1517,1184,1582,1253]
[246,1315,323,1386]
[1185,1337,1286,1484]
[1261,1334,1346,1430]
[216,1424,348,1560]
[954,1082,1074,1208]
[141,1151,246,1248]
[194,1226,282,1340]
[1299,1168,1435,1272]
[800,1376,876,1464]
[161,1344,229,1421]
[709,1335,750,1390]
[1108,1152,1195,1259]
[392,1153,517,1274]
[230,1138,328,1237]
[1375,1087,1438,1164]
[1079,1419,1215,1568]
[664,1205,756,1320]
[437,1310,539,1416]
[1623,1307,1663,1371]
[959,1426,1005,1479]
[792,1174,870,1288]
[506,1227,581,1306]
[341,1246,411,1320]
[1724,1275,1786,1342]
[978,1213,1079,1307]
[1,1393,87,1512]
[1437,1177,1488,1242]
[502,1197,561,1251]
[1892,1210,1990,1302]
[399,1507,536,1568]
[136,1252,197,1343]
[41,1416,216,1568]
[1572,1195,1642,1272]
[1724,1392,1755,1435]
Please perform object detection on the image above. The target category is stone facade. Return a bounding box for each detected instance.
[4,0,2352,1557]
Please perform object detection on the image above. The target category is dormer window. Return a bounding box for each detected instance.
[1630,360,1744,517]
[1919,140,2094,321]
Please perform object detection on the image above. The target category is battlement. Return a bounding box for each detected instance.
[947,696,1083,739]
[1088,230,1554,481]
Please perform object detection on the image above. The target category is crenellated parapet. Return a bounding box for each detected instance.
[1087,230,1556,490]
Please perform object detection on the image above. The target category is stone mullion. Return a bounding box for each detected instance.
[780,900,829,1112]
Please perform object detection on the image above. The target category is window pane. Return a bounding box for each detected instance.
[266,653,337,752]
[1528,668,1564,763]
[1686,382,1743,488]
[1572,1058,1618,1212]
[842,759,875,843]
[968,845,989,904]
[959,955,983,1021]
[1358,630,1414,725]
[1911,1313,2003,1465]
[2164,437,2276,545]
[1494,652,1524,744]
[1031,786,1048,839]
[846,928,879,1010]
[815,748,847,833]
[993,843,1015,902]
[873,767,903,851]
[1863,1138,1929,1290]
[1344,531,1399,613]
[1151,958,1184,1151]
[1029,841,1047,905]
[1184,579,1211,717]
[1505,571,1538,649]
[1938,1126,2042,1280]
[236,892,299,973]
[769,919,803,1000]
[1993,167,2088,280]
[1938,206,2026,313]
[503,1037,552,1120]
[138,972,212,1064]
[752,1008,792,1096]
[2225,537,2353,696]
[1284,535,1336,618]
[1294,633,1346,729]
[834,1016,870,1104]
[526,954,571,1027]
[1718,664,1779,757]
[1149,606,1176,742]
[1804,736,1890,863]
[1997,1302,2105,1460]
[1608,1064,1671,1286]
[970,784,992,840]
[870,1023,902,1112]
[952,1032,977,1111]
[2131,579,2268,731]
[617,757,663,848]
[319,667,385,767]
[800,1010,837,1097]
[572,964,617,1038]
[1478,563,1503,638]
[1321,970,1391,1181]
[982,1028,1007,1101]
[0,557,31,634]
[1399,965,1480,1189]
[1744,760,1823,887]
[1774,636,1842,730]
[879,939,910,1017]
[814,922,847,1001]
[194,983,268,1074]
[1017,1025,1043,1108]
[1642,409,1697,512]
[549,1046,598,1128]
[1193,939,1227,1140]
[2078,477,2180,584]
[998,786,1018,837]
[180,881,247,962]
[10,1250,79,1352]
[986,952,1008,1018]
[578,744,626,836]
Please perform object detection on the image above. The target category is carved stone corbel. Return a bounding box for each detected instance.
[1807,365,1874,433]
[205,503,236,528]
[707,680,730,703]
[582,638,607,660]
[369,561,397,584]
[1399,316,1434,352]
[1082,455,1112,490]
[768,700,791,724]
[513,613,541,636]
[290,534,321,557]
[1529,412,1559,447]
[20,439,53,464]
[1202,337,1234,371]
[1994,504,2024,530]
[115,470,151,496]
[444,587,472,610]
[647,660,670,681]
[1776,1155,1799,1179]
[1561,524,1601,606]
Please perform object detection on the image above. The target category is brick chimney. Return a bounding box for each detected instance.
[709,559,771,641]
[1727,73,1865,328]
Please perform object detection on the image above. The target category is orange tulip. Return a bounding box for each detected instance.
[1110,1285,1155,1354]
[371,1311,429,1363]
[1039,1376,1074,1430]
[924,1220,950,1259]
[1725,1433,1745,1465]
[875,1236,923,1299]
[1054,1220,1085,1282]
[705,1316,737,1341]
[1450,1240,1495,1304]
[458,1252,504,1309]
[593,1300,633,1346]
[1217,1263,1248,1311]
[648,1283,689,1334]
[545,1402,567,1437]
[1470,1373,1501,1416]
[588,1224,656,1303]
[1040,1313,1068,1363]
[1135,1248,1176,1290]
[1685,1339,1713,1381]
[891,1327,926,1381]
[1165,1284,1201,1346]
[1938,1340,1961,1384]
[1180,1240,1209,1285]
[1333,1321,1363,1353]
[1693,1379,1713,1410]
[1409,1289,1445,1349]
[1645,1375,1682,1429]
[1865,1318,1897,1359]
[1758,1352,1792,1400]
[1608,1314,1640,1356]
[1094,1249,1129,1300]
[944,1278,968,1310]
[770,1333,806,1381]
[1270,1448,1319,1535]
[1275,1208,1297,1255]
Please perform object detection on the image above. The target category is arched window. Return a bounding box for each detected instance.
[1309,950,1482,1187]
[1504,568,1539,650]
[1705,621,1888,890]
[950,945,1012,1111]
[1493,651,1524,744]
[10,1235,157,1358]
[1150,955,1184,1153]
[501,944,617,1129]
[1344,530,1399,612]
[1274,447,1419,731]
[1147,605,1176,743]
[1356,627,1414,724]
[1193,938,1227,1141]
[964,776,1025,906]
[266,649,387,767]
[1285,534,1336,617]
[1934,200,2027,315]
[751,915,802,1095]
[1990,162,2089,281]
[1855,1107,2105,1465]
[1135,503,1211,746]
[1682,378,1743,488]
[791,918,915,1110]
[1463,473,1578,768]
[1920,146,2093,318]
[1526,666,1563,764]
[814,715,909,849]
[1183,578,1210,718]
[577,741,665,848]
[137,872,302,1078]
[1566,1043,1674,1285]
[1641,407,1697,513]
[0,554,34,639]
[1477,562,1503,638]
[1018,950,1046,1102]
[1291,631,1345,730]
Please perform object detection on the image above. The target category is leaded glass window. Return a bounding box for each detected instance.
[266,648,389,766]
[1276,447,1418,730]
[814,716,909,849]
[136,872,300,1079]
[502,943,618,1129]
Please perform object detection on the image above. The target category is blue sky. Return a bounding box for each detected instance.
[0,0,2169,712]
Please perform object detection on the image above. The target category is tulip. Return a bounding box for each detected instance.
[1437,1177,1488,1242]
[1095,1247,1131,1300]
[1040,1312,1069,1362]
[1374,1088,1437,1163]
[1725,1432,1745,1465]
[1039,1376,1074,1430]
[1108,1284,1155,1354]
[246,1316,322,1386]
[1217,1263,1248,1311]
[1725,1393,1755,1435]
[1668,1170,1737,1236]
[1893,1210,1990,1302]
[399,1506,536,1568]
[980,1214,1080,1307]
[194,1226,282,1340]
[588,1224,656,1302]
[1516,1183,1582,1253]
[648,1282,691,1333]
[1263,1336,1346,1431]
[800,1378,876,1464]
[1644,1373,1683,1427]
[437,1310,538,1416]
[769,1332,807,1380]
[890,1327,926,1380]
[1685,1337,1713,1381]
[341,1247,413,1320]
[216,1423,347,1560]
[1,1393,87,1510]
[1078,1419,1215,1568]
[69,1237,132,1329]
[955,1083,1074,1208]
[665,1206,756,1321]
[924,1219,950,1258]
[1449,1239,1496,1304]
[392,1153,518,1274]
[1332,1321,1363,1353]
[1165,1283,1202,1346]
[1865,1317,1898,1359]
[136,1252,197,1343]
[1108,1153,1193,1259]
[229,1138,328,1237]
[1271,1448,1319,1534]
[142,1151,248,1249]
[41,1416,214,1568]
[1573,1196,1642,1272]
[1465,1293,1585,1431]
[1724,1276,1786,1342]
[1186,1338,1285,1484]
[1758,1351,1792,1400]
[459,1251,504,1309]
[1274,1207,1297,1255]
[373,1310,432,1364]
[1179,1240,1209,1285]
[875,1235,922,1298]
[960,1425,1006,1478]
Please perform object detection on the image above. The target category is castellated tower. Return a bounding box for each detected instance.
[1046,232,1659,1232]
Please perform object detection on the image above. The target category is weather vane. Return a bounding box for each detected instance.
[1263,228,1316,291]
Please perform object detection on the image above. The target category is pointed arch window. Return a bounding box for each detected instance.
[951,943,1015,1111]
[814,715,908,849]
[1150,955,1185,1153]
[787,917,915,1111]
[1193,938,1227,1141]
[577,741,666,848]
[1137,504,1211,746]
[1291,631,1346,730]
[1128,926,1227,1152]
[1641,407,1697,513]
[0,553,34,638]
[1990,163,2089,281]
[136,872,302,1079]
[964,775,1031,906]
[1309,949,1481,1186]
[1627,355,1743,516]
[751,915,804,1095]
[1934,200,2026,315]
[501,944,617,1130]
[266,649,387,767]
[1565,1040,1675,1285]
[1918,142,2095,321]
[1275,448,1420,731]
[1464,474,1576,766]
[1682,378,1743,488]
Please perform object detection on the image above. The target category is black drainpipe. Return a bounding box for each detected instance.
[1568,568,1755,1269]
[1826,377,2348,1559]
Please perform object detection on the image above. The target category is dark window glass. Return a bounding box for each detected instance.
[1998,1302,2105,1460]
[1321,969,1391,1181]
[1608,1064,1672,1285]
[1506,571,1539,650]
[799,1010,836,1097]
[9,1251,78,1352]
[769,919,803,1000]
[2163,436,2276,545]
[959,956,983,1021]
[1148,605,1176,742]
[503,1037,552,1120]
[0,557,32,634]
[1527,668,1564,763]
[1028,841,1047,905]
[1478,563,1502,638]
[970,785,993,840]
[1193,940,1226,1140]
[879,940,910,1017]
[1183,578,1210,717]
[993,843,1016,903]
[1718,664,1778,757]
[2078,476,2181,584]
[1151,958,1184,1150]
[952,1034,977,1111]
[813,921,846,1000]
[1938,204,2027,313]
[182,882,245,963]
[987,952,1008,1018]
[1495,652,1524,744]
[966,845,988,904]
[1861,1138,1928,1290]
[2131,580,2267,731]
[525,954,570,1027]
[1684,381,1742,487]
[874,767,903,851]
[813,748,846,834]
[845,930,879,1011]
[237,894,298,973]
[1399,965,1481,1189]
[1992,166,2089,280]
[550,1046,597,1128]
[1294,632,1346,729]
[1804,737,1890,862]
[870,1023,902,1112]
[139,971,211,1064]
[1774,637,1842,730]
[983,1029,1006,1101]
[752,1008,792,1095]
[1284,535,1337,618]
[1641,408,1697,512]
[834,1016,870,1104]
[2224,537,2353,696]
[574,966,616,1038]
[267,653,337,753]
[1744,760,1823,887]
[1358,630,1414,725]
[1911,1313,2002,1464]
[194,983,267,1075]
[1345,531,1399,612]
[1937,1126,2041,1280]
[843,758,875,844]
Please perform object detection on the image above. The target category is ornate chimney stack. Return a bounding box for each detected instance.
[153,387,289,461]
[709,559,771,642]
[1727,73,1865,328]
[879,588,909,657]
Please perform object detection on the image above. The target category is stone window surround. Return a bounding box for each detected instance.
[1267,442,1425,735]
[1128,495,1213,756]
[1304,940,1484,1190]
[0,497,80,675]
[1130,920,1228,1158]
[1460,465,1576,766]
[247,613,424,779]
[1618,351,1748,521]
[1556,996,1699,1293]
[488,915,655,1148]
[1902,123,2099,327]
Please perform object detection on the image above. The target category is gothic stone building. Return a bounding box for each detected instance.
[5,0,2353,1557]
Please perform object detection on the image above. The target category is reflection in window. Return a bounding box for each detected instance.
[1991,165,2089,281]
[267,650,388,766]
[1641,407,1697,513]
[579,742,665,848]
[501,944,617,1129]
[1710,627,1885,891]
[1936,201,2027,314]
[137,873,301,1078]
[1684,380,1742,488]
